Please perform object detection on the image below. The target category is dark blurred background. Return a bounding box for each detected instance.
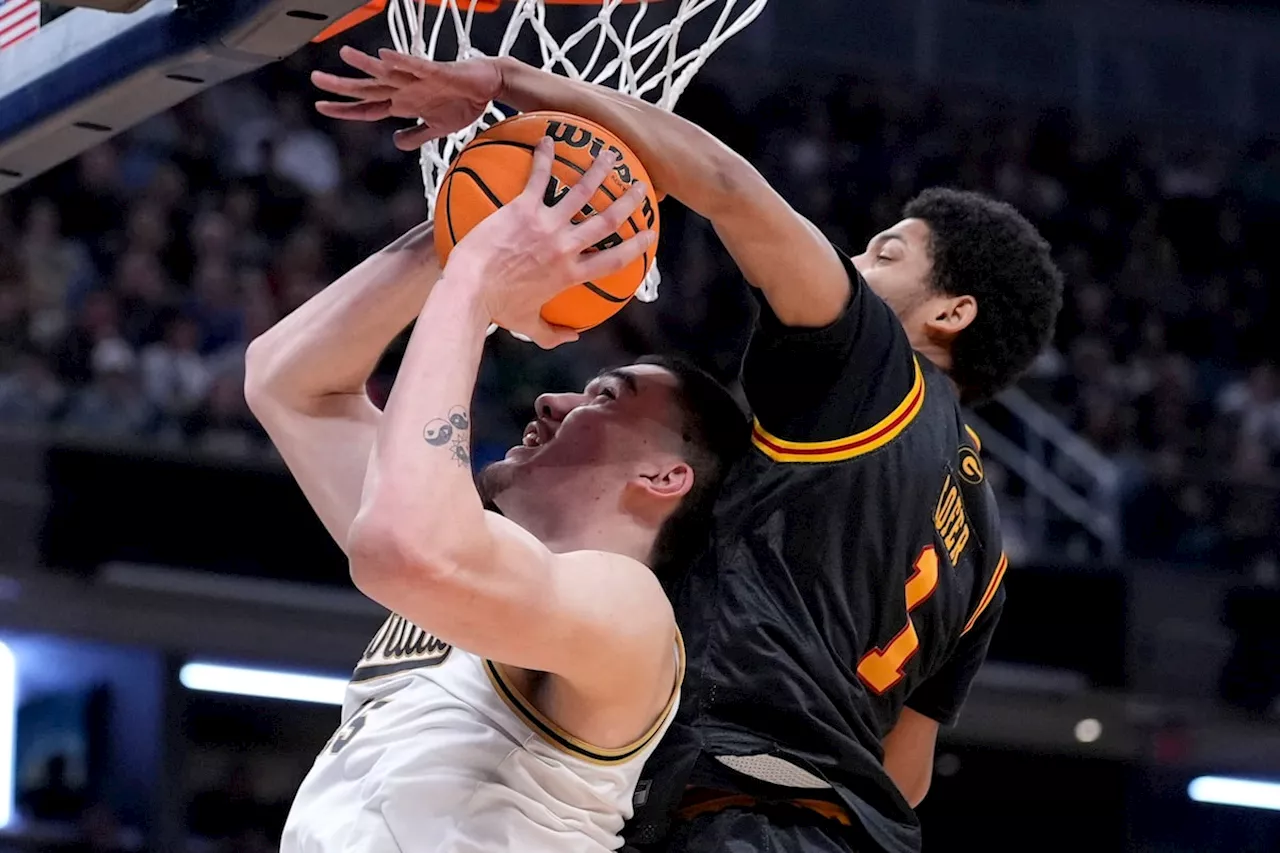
[0,0,1278,850]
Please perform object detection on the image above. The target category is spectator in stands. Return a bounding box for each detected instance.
[269,93,342,196]
[61,338,157,439]
[19,198,92,346]
[1218,363,1280,464]
[0,345,65,426]
[52,292,123,387]
[140,310,211,420]
[0,279,31,375]
[182,373,266,456]
[185,260,244,355]
[112,250,172,347]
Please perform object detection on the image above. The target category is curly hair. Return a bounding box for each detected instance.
[903,188,1064,404]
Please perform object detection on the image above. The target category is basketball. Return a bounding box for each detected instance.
[433,111,661,332]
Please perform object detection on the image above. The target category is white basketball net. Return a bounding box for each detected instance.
[386,0,767,305]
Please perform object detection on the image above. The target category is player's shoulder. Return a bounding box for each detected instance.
[910,357,982,449]
[749,349,924,463]
[548,550,682,716]
[559,549,676,632]
[561,548,664,580]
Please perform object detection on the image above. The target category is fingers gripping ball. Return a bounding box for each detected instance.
[434,111,661,332]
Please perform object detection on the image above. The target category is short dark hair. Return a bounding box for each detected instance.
[903,188,1064,404]
[635,355,751,581]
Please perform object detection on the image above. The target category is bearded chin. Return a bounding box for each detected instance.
[476,461,512,512]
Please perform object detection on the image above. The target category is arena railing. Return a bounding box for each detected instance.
[968,389,1123,561]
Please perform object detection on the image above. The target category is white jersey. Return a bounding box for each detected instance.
[282,612,684,853]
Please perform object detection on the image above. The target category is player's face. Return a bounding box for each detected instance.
[851,218,939,326]
[478,364,685,500]
[852,218,978,359]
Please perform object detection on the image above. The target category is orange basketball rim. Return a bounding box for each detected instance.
[313,0,658,44]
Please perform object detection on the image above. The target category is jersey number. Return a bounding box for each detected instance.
[328,698,390,754]
[857,546,941,694]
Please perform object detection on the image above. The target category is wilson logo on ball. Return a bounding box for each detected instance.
[436,110,662,333]
[546,120,636,184]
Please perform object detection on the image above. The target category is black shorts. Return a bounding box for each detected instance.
[634,806,858,853]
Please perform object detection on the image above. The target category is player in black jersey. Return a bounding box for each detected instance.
[313,49,1064,853]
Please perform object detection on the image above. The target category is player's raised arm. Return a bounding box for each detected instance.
[311,48,851,329]
[243,223,443,550]
[345,142,672,690]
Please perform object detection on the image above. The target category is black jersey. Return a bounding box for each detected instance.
[627,250,1007,853]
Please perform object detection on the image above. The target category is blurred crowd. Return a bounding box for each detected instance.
[1,49,1279,568]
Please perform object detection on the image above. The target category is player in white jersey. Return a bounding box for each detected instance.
[245,142,750,853]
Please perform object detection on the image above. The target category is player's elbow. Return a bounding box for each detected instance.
[704,151,766,217]
[242,339,271,408]
[883,758,931,808]
[348,513,448,598]
[346,504,474,599]
[243,337,339,418]
[882,709,939,810]
[904,774,931,809]
[243,337,288,416]
[887,756,932,809]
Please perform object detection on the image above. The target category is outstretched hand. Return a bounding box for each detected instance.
[444,137,655,349]
[311,47,500,151]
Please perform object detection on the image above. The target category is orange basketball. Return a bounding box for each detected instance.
[434,111,660,333]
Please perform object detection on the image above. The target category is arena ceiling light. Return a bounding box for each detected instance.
[179,662,345,706]
[0,641,15,829]
[1188,776,1280,811]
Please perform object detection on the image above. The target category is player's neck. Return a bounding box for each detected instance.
[907,334,948,373]
[497,493,656,564]
[544,520,654,565]
[913,345,963,399]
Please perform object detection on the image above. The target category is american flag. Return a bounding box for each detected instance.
[0,0,40,51]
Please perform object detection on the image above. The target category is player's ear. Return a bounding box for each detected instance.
[925,294,977,338]
[651,460,693,499]
[626,460,694,511]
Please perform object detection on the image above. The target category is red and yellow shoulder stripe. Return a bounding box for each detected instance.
[961,553,1008,636]
[751,357,925,464]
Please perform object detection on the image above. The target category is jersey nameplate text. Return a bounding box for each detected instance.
[352,613,452,682]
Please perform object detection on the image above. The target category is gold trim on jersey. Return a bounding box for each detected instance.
[964,424,982,452]
[962,553,1008,636]
[751,358,925,463]
[484,629,685,765]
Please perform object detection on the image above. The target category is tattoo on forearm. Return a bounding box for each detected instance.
[424,406,472,468]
